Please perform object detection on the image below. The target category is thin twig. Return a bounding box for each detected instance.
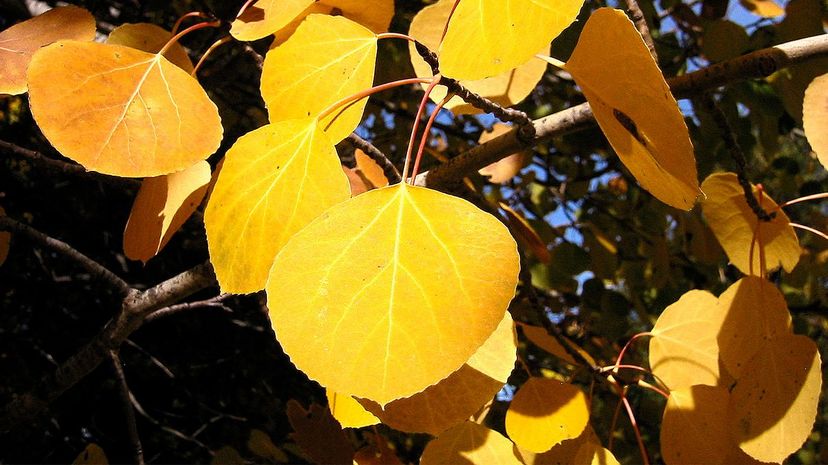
[625,0,659,62]
[697,93,775,221]
[144,294,232,323]
[0,216,131,296]
[109,350,145,465]
[345,133,402,184]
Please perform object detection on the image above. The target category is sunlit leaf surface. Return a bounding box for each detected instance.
[205,119,349,294]
[266,183,519,404]
[420,422,524,465]
[27,40,222,177]
[0,6,95,95]
[326,390,380,428]
[230,0,314,41]
[505,378,589,452]
[566,8,700,210]
[661,385,733,465]
[107,23,193,72]
[803,73,828,168]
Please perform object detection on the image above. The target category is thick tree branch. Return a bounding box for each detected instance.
[0,263,216,433]
[625,0,659,62]
[345,133,402,184]
[0,216,132,296]
[418,35,828,188]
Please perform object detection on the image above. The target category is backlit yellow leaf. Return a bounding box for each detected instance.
[505,378,589,452]
[0,6,95,95]
[205,119,350,294]
[730,334,822,463]
[0,207,9,267]
[420,422,524,465]
[649,290,723,389]
[272,0,394,44]
[123,161,211,263]
[439,0,582,81]
[409,0,548,113]
[231,0,314,42]
[327,390,380,428]
[521,427,620,465]
[701,172,800,275]
[478,124,531,182]
[358,313,515,435]
[73,444,108,465]
[266,183,519,404]
[717,276,792,378]
[107,23,193,72]
[566,8,700,210]
[661,385,734,465]
[261,15,377,142]
[27,40,222,178]
[739,0,785,16]
[803,73,828,168]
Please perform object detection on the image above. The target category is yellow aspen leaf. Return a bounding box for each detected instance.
[355,149,389,189]
[803,73,828,168]
[0,207,9,267]
[505,378,590,453]
[521,427,620,465]
[27,40,222,178]
[326,390,380,428]
[439,0,582,81]
[700,172,800,275]
[123,161,211,263]
[717,276,792,378]
[518,323,576,365]
[73,444,108,465]
[205,119,350,294]
[230,0,314,41]
[286,400,355,464]
[478,124,532,182]
[261,15,377,142]
[246,429,289,463]
[500,204,551,264]
[358,313,515,435]
[730,334,822,463]
[106,23,193,72]
[0,6,95,95]
[649,290,723,390]
[660,385,734,465]
[739,0,785,17]
[685,213,724,265]
[265,183,519,404]
[565,8,701,211]
[272,0,394,44]
[408,0,548,114]
[572,442,620,465]
[420,422,524,465]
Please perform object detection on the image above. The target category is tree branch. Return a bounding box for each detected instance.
[109,350,145,465]
[0,263,216,433]
[0,216,132,296]
[345,133,402,184]
[418,35,828,188]
[625,0,658,62]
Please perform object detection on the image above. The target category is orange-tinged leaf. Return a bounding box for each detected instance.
[326,390,380,428]
[0,6,95,95]
[358,313,515,435]
[803,73,828,168]
[343,165,372,196]
[717,276,791,378]
[730,334,822,463]
[205,119,350,294]
[478,124,531,182]
[266,183,519,404]
[27,40,222,178]
[0,207,9,267]
[124,161,211,263]
[521,427,620,465]
[231,0,314,41]
[420,422,524,465]
[409,0,548,113]
[107,23,193,72]
[739,0,785,17]
[566,8,700,210]
[439,0,582,81]
[649,290,723,389]
[355,149,389,188]
[286,399,355,464]
[261,15,377,142]
[660,385,734,465]
[73,444,108,465]
[271,0,394,44]
[505,378,590,453]
[500,203,551,264]
[701,172,800,275]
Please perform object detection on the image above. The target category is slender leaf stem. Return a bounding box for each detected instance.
[621,395,650,465]
[315,78,432,124]
[410,94,452,183]
[171,12,212,35]
[376,33,415,42]
[790,223,828,241]
[612,332,652,373]
[192,36,232,76]
[536,54,567,70]
[402,75,443,181]
[160,21,222,57]
[777,192,828,209]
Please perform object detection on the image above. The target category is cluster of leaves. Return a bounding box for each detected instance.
[0,0,827,463]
